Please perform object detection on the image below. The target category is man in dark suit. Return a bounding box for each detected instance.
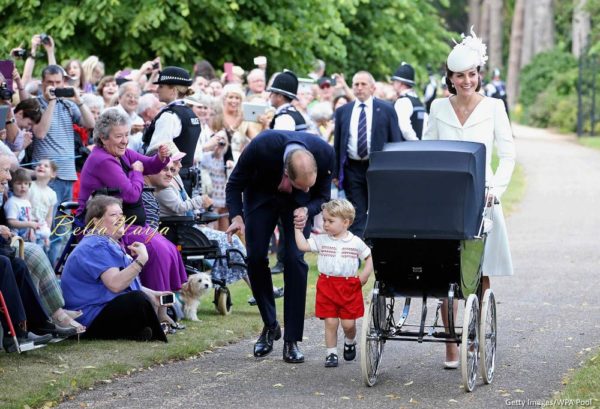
[226,130,334,363]
[333,71,403,236]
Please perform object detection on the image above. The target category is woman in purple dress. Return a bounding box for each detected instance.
[77,109,187,311]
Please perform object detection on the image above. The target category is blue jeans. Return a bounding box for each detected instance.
[48,178,74,267]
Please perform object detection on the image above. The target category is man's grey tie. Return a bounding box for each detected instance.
[357,103,368,158]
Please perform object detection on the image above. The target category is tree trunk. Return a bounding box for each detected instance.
[480,0,491,42]
[488,0,504,71]
[507,0,525,109]
[572,0,591,57]
[533,0,555,54]
[469,0,482,32]
[520,0,535,68]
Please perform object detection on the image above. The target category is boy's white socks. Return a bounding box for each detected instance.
[327,347,337,356]
[344,337,356,345]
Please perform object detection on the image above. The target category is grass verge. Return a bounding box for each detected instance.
[1,156,527,409]
[578,136,600,151]
[549,349,600,408]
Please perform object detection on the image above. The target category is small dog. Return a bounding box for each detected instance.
[179,272,212,321]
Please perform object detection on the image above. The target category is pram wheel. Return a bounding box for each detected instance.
[461,294,480,392]
[360,283,389,387]
[479,289,496,384]
[215,288,232,316]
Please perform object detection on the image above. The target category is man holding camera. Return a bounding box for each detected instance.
[32,64,95,264]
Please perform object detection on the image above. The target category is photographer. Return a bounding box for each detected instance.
[21,34,57,87]
[31,64,95,264]
[4,98,42,163]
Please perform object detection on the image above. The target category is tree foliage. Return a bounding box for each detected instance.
[0,0,452,81]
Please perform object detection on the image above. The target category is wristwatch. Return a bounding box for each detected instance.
[5,118,15,125]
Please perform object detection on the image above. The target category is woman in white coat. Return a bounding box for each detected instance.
[423,28,516,368]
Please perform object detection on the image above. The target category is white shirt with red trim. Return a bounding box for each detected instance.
[307,232,371,277]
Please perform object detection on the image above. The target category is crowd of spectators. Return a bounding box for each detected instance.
[0,33,438,352]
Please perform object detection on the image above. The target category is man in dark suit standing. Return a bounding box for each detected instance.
[333,71,403,236]
[226,130,334,363]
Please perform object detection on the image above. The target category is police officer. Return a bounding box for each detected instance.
[144,66,200,196]
[485,68,509,116]
[391,63,426,140]
[267,70,308,131]
[267,70,306,275]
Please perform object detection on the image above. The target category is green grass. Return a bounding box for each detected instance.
[548,350,600,408]
[492,154,526,216]
[1,159,527,409]
[578,136,600,151]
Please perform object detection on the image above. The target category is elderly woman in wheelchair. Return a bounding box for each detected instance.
[143,157,284,305]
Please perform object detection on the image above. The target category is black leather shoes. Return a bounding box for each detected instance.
[253,323,281,357]
[283,341,305,363]
[343,343,357,361]
[325,353,338,367]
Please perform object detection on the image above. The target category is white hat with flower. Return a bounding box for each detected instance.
[447,27,488,72]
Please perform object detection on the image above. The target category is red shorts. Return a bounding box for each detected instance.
[315,274,364,320]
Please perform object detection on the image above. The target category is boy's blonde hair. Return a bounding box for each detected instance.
[321,199,355,224]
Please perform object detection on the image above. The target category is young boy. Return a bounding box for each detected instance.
[5,169,38,243]
[28,159,58,251]
[294,199,373,367]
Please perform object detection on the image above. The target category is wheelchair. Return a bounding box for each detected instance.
[160,212,246,316]
[361,141,497,392]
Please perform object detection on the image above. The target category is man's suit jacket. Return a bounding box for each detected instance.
[333,98,403,186]
[226,130,335,220]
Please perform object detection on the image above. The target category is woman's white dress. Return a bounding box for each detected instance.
[423,96,516,276]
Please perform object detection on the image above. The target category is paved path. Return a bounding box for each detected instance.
[59,125,600,409]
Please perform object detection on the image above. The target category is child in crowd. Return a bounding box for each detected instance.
[29,160,58,252]
[294,199,373,368]
[5,169,38,242]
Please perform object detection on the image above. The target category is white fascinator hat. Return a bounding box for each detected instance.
[447,27,488,72]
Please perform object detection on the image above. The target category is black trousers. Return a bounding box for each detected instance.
[0,255,50,337]
[343,159,370,237]
[245,195,311,342]
[85,291,167,342]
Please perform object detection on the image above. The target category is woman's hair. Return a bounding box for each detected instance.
[321,199,356,224]
[97,75,116,97]
[308,101,333,123]
[63,59,85,90]
[222,83,245,102]
[117,81,141,99]
[82,94,104,112]
[14,98,42,124]
[332,94,349,110]
[81,56,105,85]
[85,195,122,225]
[93,108,130,147]
[445,65,482,95]
[10,168,32,185]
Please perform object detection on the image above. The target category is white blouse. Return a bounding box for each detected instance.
[423,97,516,198]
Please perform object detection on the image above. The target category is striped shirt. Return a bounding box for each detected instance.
[33,97,81,181]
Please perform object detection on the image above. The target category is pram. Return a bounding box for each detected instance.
[360,140,497,392]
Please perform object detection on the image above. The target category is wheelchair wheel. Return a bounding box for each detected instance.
[479,289,496,384]
[360,284,388,387]
[461,293,480,392]
[215,288,232,316]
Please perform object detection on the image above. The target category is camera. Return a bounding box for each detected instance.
[0,83,14,101]
[39,33,51,46]
[152,62,159,70]
[159,293,174,305]
[11,49,29,59]
[53,87,75,98]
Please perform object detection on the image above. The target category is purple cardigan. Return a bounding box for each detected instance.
[77,147,167,215]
